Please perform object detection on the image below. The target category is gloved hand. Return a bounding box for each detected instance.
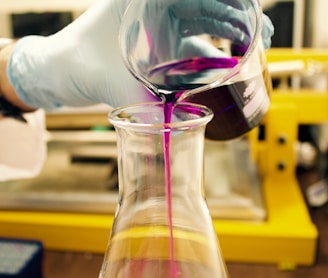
[211,0,274,48]
[7,0,273,111]
[123,0,273,65]
[7,0,149,111]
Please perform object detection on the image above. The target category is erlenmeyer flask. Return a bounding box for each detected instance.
[99,102,228,277]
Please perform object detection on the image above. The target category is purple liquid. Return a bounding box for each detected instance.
[154,57,270,276]
[148,57,271,140]
[158,57,243,275]
[149,57,238,77]
[187,70,271,140]
[147,57,238,103]
[163,103,178,277]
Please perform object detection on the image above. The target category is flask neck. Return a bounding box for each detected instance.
[116,125,207,200]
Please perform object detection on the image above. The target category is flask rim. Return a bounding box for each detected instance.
[108,101,213,131]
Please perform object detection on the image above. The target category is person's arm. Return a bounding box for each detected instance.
[0,43,35,112]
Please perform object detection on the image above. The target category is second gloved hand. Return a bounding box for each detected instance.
[122,0,274,68]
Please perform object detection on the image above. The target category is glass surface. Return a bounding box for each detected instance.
[99,102,228,277]
[119,0,272,140]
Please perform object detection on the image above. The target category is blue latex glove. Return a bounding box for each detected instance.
[7,0,273,111]
[208,0,274,48]
[7,0,148,111]
[126,0,273,65]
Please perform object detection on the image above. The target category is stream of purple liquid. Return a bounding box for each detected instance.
[163,103,178,277]
[159,56,238,276]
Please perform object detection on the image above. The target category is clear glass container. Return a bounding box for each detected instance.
[99,102,228,277]
[119,0,272,140]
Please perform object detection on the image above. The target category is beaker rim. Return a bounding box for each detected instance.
[108,102,213,131]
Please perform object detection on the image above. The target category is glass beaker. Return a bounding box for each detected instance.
[119,0,272,140]
[99,102,228,277]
